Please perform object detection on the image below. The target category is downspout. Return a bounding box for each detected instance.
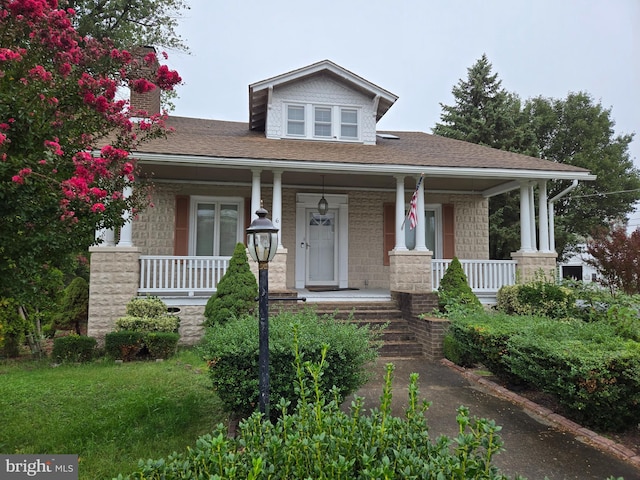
[548,179,578,253]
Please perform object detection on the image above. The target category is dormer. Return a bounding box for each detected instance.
[249,60,398,145]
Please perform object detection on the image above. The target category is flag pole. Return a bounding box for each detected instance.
[401,173,424,230]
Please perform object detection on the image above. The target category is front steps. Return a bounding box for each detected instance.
[285,301,424,358]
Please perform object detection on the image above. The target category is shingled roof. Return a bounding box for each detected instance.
[135,116,590,176]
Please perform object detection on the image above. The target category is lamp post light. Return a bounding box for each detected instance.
[246,207,279,417]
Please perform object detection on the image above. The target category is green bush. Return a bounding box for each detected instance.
[204,243,258,326]
[115,314,179,333]
[51,335,96,362]
[446,311,540,382]
[125,296,169,318]
[144,332,180,359]
[118,342,519,480]
[506,321,640,431]
[52,277,89,335]
[438,257,483,313]
[105,331,145,361]
[200,308,381,419]
[496,280,575,319]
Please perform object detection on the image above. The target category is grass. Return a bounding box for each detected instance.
[0,349,227,480]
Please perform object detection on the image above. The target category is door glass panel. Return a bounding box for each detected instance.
[307,212,335,283]
[219,204,238,256]
[196,203,215,256]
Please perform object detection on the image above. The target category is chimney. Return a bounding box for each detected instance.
[130,45,161,116]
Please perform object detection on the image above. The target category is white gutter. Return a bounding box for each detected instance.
[548,179,579,253]
[133,152,597,182]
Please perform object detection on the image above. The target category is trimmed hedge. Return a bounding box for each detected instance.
[200,308,382,419]
[446,311,640,432]
[144,332,180,359]
[115,314,179,333]
[51,335,96,362]
[505,321,640,431]
[105,331,144,361]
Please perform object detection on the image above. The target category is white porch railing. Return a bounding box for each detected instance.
[139,256,231,296]
[432,259,517,294]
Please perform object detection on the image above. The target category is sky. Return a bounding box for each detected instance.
[165,0,640,225]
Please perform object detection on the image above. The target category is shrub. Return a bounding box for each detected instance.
[496,280,575,319]
[144,332,180,359]
[438,257,482,312]
[118,341,517,480]
[204,243,258,326]
[506,321,640,431]
[105,331,145,361]
[0,298,28,358]
[200,308,381,419]
[52,277,89,335]
[115,314,179,333]
[125,296,169,318]
[446,311,541,382]
[51,335,96,362]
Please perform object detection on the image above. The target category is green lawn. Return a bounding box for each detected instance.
[0,349,227,480]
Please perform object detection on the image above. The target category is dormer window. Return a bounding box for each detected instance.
[285,103,360,141]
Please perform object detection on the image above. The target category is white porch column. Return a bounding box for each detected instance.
[95,228,115,247]
[415,176,427,251]
[538,180,550,252]
[272,170,283,247]
[528,184,537,251]
[251,169,261,220]
[117,184,133,247]
[394,175,407,251]
[519,182,533,252]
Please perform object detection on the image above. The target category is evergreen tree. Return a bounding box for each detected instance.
[204,243,258,326]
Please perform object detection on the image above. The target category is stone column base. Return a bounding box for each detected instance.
[511,251,558,283]
[389,250,433,293]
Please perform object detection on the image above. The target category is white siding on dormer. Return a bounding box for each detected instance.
[266,74,377,145]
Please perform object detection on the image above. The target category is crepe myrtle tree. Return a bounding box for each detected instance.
[0,0,181,307]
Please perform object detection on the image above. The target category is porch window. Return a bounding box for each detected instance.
[287,105,305,136]
[191,197,243,256]
[405,206,442,257]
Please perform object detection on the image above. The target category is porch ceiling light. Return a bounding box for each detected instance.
[246,207,279,263]
[318,175,329,215]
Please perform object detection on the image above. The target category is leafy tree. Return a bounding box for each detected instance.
[524,93,640,257]
[0,2,181,307]
[62,0,189,52]
[204,243,258,326]
[434,55,640,259]
[585,225,640,295]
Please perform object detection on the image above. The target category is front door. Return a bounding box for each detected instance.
[305,209,338,286]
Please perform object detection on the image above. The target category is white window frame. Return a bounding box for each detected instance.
[314,106,332,138]
[284,103,361,142]
[286,104,306,137]
[404,204,443,258]
[189,196,244,256]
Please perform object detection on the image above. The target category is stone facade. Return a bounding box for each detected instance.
[87,246,141,344]
[451,194,489,259]
[389,250,433,293]
[511,251,558,283]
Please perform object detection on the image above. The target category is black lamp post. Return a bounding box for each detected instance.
[246,207,279,416]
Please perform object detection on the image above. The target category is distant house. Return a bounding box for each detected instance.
[87,59,595,344]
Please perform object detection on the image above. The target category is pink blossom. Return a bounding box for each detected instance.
[0,133,6,145]
[131,78,156,94]
[91,203,105,213]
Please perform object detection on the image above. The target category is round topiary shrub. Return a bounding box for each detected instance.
[204,243,258,326]
[438,257,482,313]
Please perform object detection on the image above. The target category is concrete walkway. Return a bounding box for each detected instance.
[349,357,640,480]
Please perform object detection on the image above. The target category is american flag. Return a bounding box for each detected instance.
[407,175,423,230]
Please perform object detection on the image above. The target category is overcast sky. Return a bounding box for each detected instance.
[167,0,640,222]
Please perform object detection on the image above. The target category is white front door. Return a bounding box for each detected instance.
[306,209,338,285]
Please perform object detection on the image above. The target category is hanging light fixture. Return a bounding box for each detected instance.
[318,175,329,215]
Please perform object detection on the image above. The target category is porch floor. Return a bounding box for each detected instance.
[295,288,391,303]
